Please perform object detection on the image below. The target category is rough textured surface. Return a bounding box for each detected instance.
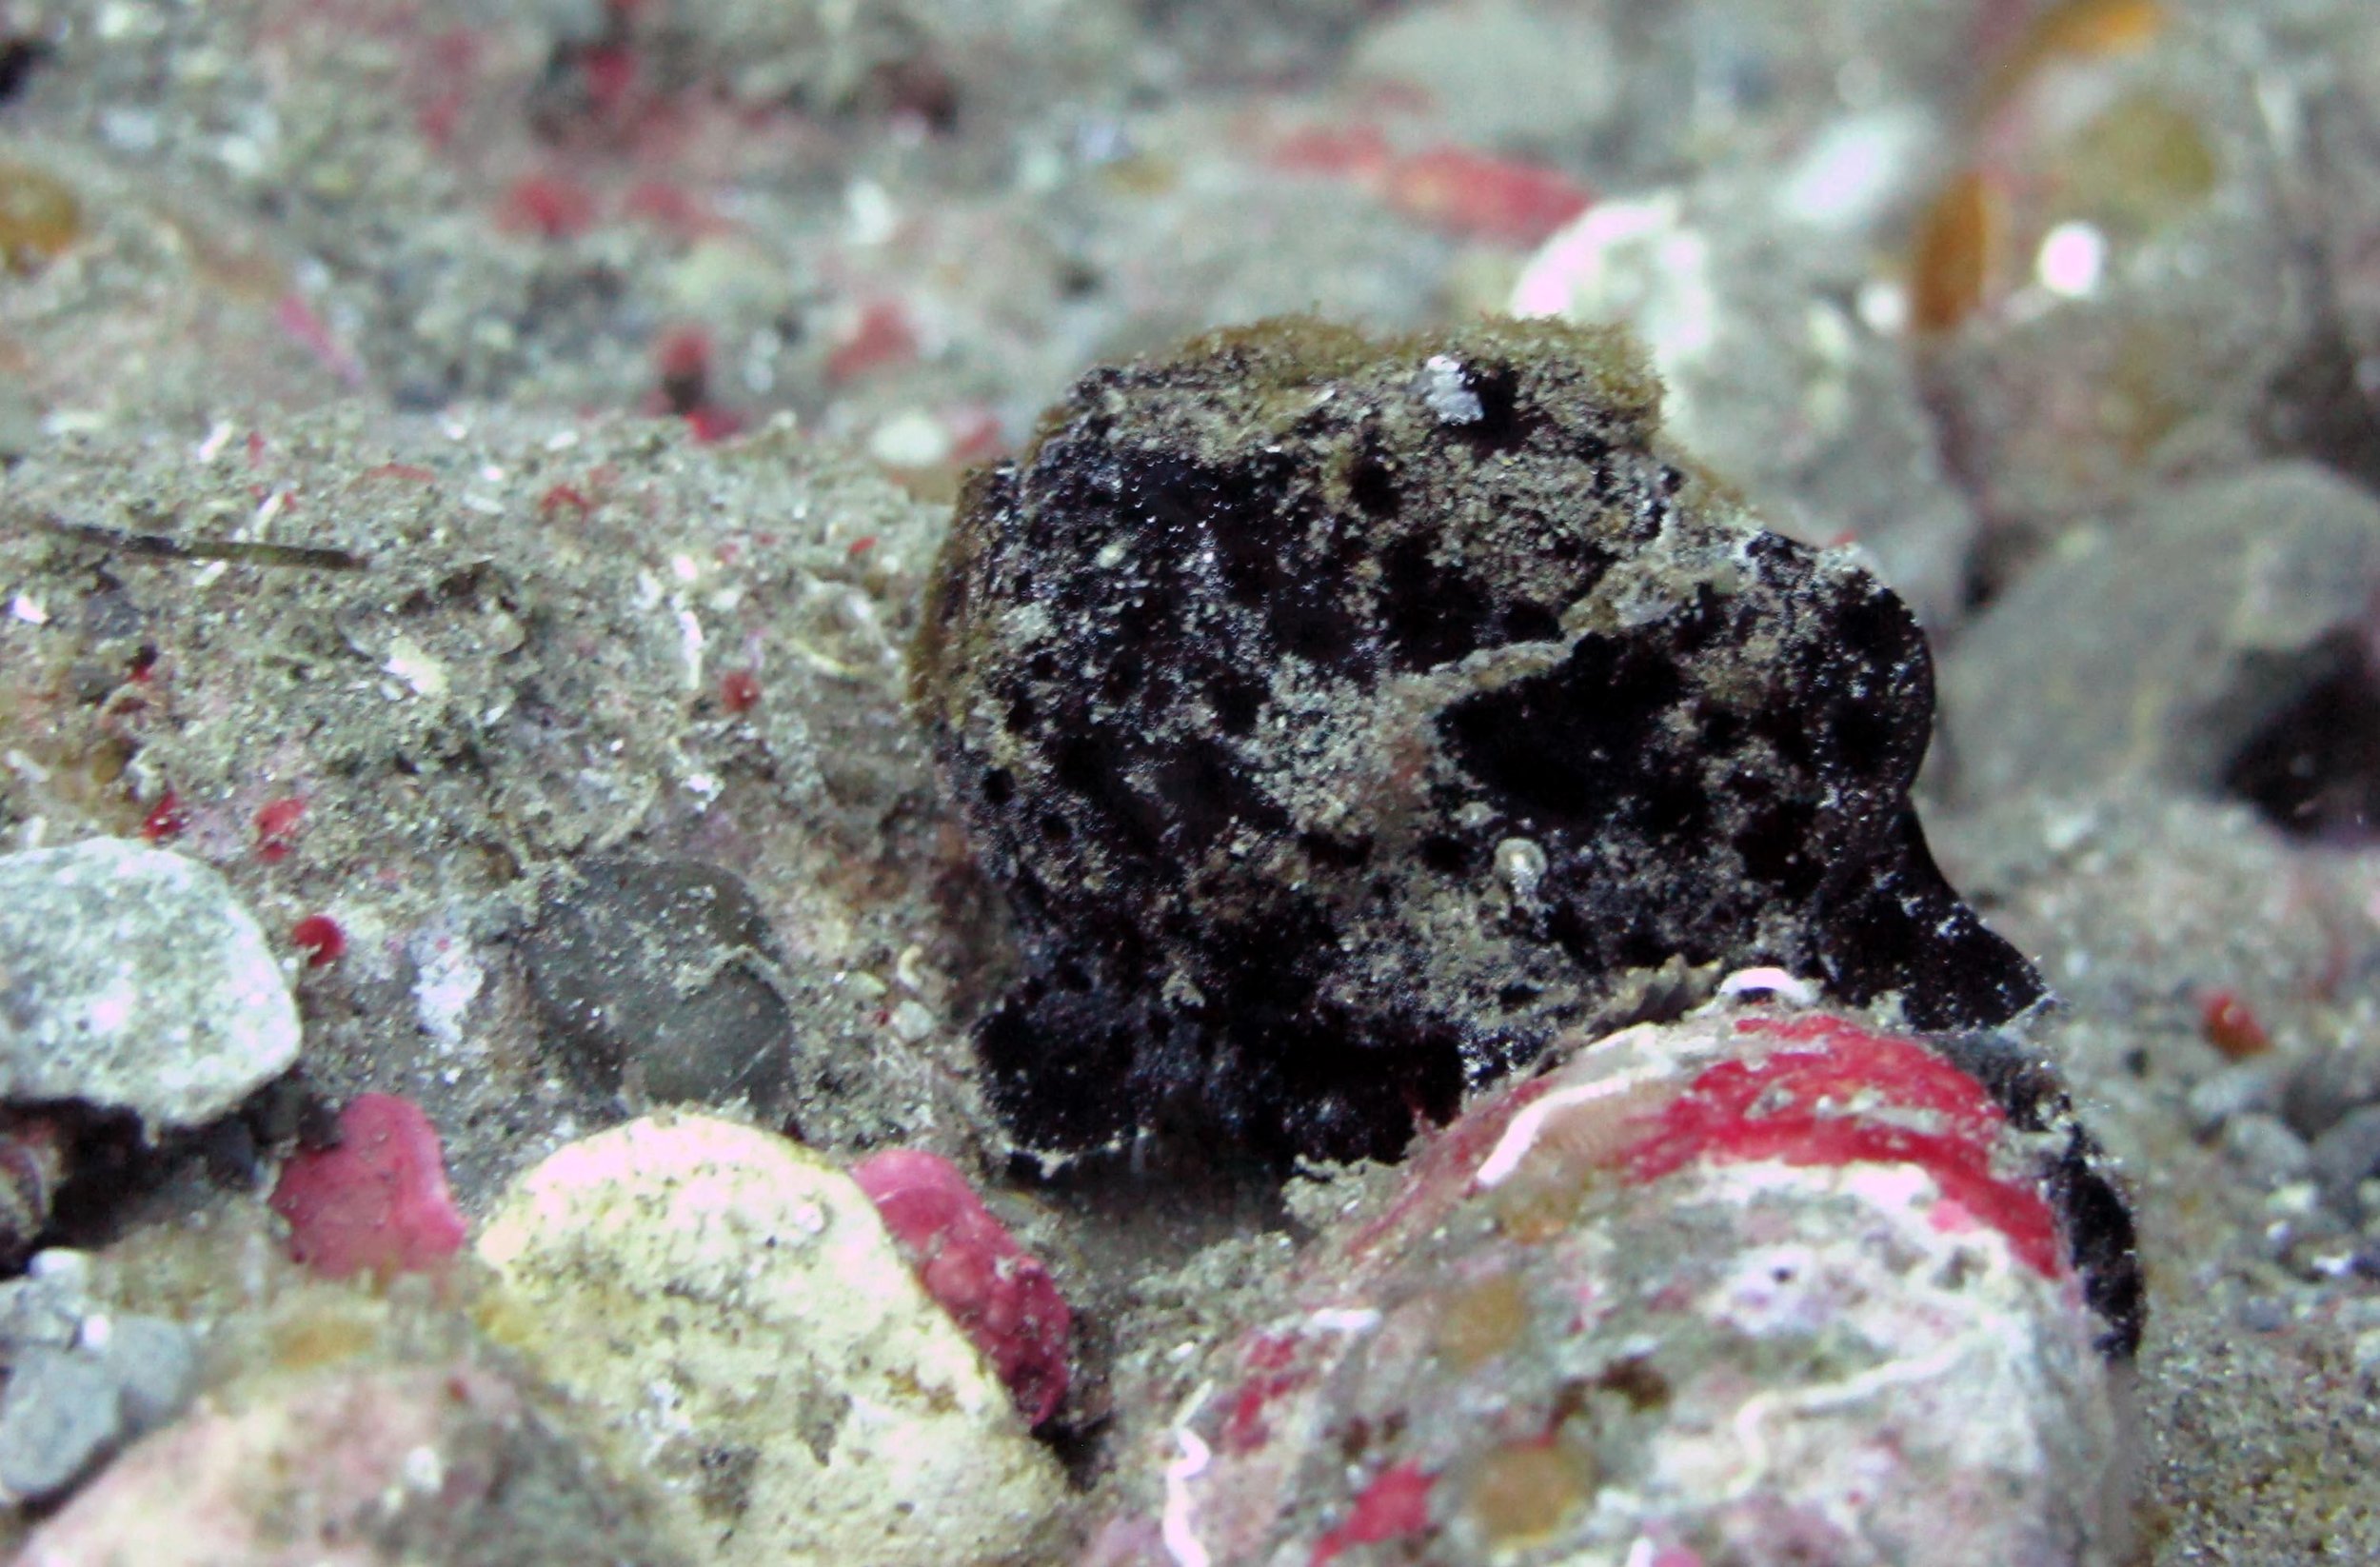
[0,1345,122,1503]
[0,838,299,1133]
[918,317,2042,1161]
[1938,461,2380,835]
[1,0,2378,1557]
[1513,178,1983,626]
[1086,1004,2140,1567]
[0,405,994,1202]
[16,1358,668,1567]
[473,1113,1068,1567]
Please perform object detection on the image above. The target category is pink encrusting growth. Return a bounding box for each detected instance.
[1309,1461,1435,1565]
[1620,1016,2062,1276]
[268,1094,468,1280]
[850,1148,1072,1426]
[1220,1331,1313,1456]
[1259,121,1592,245]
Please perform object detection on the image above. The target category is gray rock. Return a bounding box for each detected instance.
[521,857,795,1111]
[96,1316,196,1433]
[2223,1112,2314,1184]
[1348,0,1618,151]
[1940,463,2380,823]
[0,840,301,1132]
[0,1345,121,1503]
[2311,1103,2380,1201]
[2187,1061,2281,1136]
[0,1309,197,1507]
[2285,1033,2380,1141]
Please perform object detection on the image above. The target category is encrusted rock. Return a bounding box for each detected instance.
[473,1113,1068,1566]
[917,317,2042,1161]
[16,1358,664,1567]
[0,839,300,1133]
[1087,1003,2142,1567]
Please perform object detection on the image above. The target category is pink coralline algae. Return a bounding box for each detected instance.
[1629,1015,2063,1276]
[1309,1460,1435,1565]
[268,1094,467,1280]
[851,1148,1072,1427]
[1090,1003,2142,1567]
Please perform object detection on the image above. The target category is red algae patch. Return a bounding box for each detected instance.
[268,1094,466,1281]
[851,1147,1073,1427]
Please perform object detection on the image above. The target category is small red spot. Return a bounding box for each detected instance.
[1220,1331,1311,1451]
[268,1094,467,1280]
[354,462,437,486]
[845,534,878,558]
[579,44,640,116]
[1268,123,1396,179]
[654,325,712,391]
[623,181,715,237]
[245,431,266,466]
[1310,1461,1434,1565]
[683,404,744,444]
[827,300,920,384]
[413,28,483,147]
[944,404,1006,464]
[649,327,743,441]
[139,789,186,843]
[720,668,762,713]
[275,295,366,387]
[1383,146,1592,245]
[254,796,307,863]
[538,482,594,518]
[502,174,597,239]
[291,914,347,967]
[2200,990,2271,1059]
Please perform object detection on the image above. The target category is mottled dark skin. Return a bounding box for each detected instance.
[918,317,2043,1163]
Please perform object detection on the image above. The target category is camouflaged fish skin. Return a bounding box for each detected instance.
[916,318,2044,1162]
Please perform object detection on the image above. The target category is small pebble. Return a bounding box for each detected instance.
[101,1315,197,1431]
[2310,1104,2380,1202]
[2186,1061,2279,1136]
[2223,1112,2313,1183]
[2284,1036,2380,1141]
[2239,1296,2293,1333]
[0,1257,89,1350]
[0,1346,119,1502]
[521,857,796,1110]
[268,1094,466,1280]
